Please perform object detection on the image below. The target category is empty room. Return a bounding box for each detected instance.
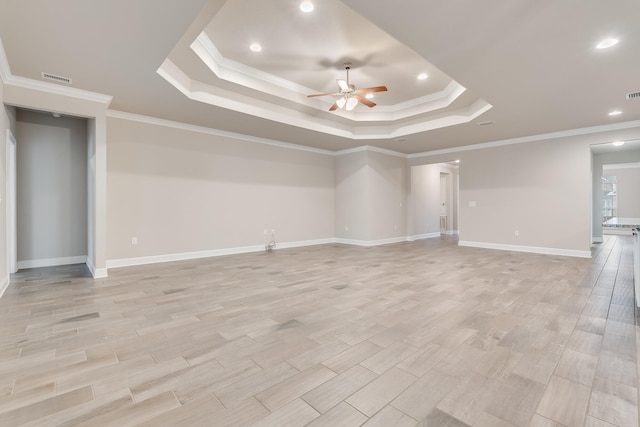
[1,1,640,426]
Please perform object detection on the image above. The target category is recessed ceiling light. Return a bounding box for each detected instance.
[612,141,625,147]
[596,38,619,49]
[249,43,262,52]
[455,159,460,163]
[365,93,374,99]
[300,1,314,12]
[608,110,622,116]
[417,73,428,80]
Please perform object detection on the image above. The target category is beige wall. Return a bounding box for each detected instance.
[106,117,335,261]
[335,150,370,240]
[367,151,407,241]
[335,149,406,242]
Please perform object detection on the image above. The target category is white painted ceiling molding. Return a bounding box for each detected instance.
[190,32,476,122]
[603,162,640,170]
[408,120,640,159]
[158,57,492,140]
[106,109,335,156]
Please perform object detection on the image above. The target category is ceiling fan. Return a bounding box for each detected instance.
[307,62,388,111]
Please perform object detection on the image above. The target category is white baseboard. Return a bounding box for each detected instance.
[411,232,441,240]
[334,236,410,247]
[106,238,335,269]
[17,255,88,270]
[85,257,108,278]
[444,230,459,235]
[592,237,604,243]
[0,276,9,299]
[458,240,592,258]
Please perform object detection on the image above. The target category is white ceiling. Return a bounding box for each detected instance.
[1,0,639,154]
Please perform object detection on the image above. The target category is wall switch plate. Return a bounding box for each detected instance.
[469,201,477,207]
[131,237,138,245]
[514,230,520,236]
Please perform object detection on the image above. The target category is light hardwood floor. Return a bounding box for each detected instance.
[0,236,638,426]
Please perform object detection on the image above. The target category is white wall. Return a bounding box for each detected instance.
[16,110,88,266]
[106,116,335,263]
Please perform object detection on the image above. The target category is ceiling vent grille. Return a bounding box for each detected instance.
[477,120,495,126]
[41,72,72,84]
[626,91,640,100]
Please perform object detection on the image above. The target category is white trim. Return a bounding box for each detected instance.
[411,232,441,240]
[0,39,112,106]
[85,257,108,279]
[408,120,640,159]
[191,32,473,121]
[0,38,11,83]
[106,109,335,157]
[0,276,8,299]
[603,228,634,236]
[591,237,604,243]
[458,241,591,258]
[17,256,88,270]
[106,238,335,269]
[443,230,459,235]
[335,144,407,158]
[334,237,410,247]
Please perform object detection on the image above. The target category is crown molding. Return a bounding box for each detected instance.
[408,120,640,159]
[335,145,406,158]
[106,109,335,156]
[0,38,11,84]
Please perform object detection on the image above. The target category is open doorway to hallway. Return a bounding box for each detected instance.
[410,161,459,240]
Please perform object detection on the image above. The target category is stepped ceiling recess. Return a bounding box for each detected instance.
[0,0,639,154]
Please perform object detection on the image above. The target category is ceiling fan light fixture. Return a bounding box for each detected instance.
[336,97,346,109]
[300,1,314,13]
[365,93,374,99]
[346,97,358,111]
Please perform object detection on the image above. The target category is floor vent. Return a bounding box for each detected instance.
[41,72,72,85]
[627,91,640,100]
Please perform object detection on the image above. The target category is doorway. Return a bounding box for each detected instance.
[14,109,89,270]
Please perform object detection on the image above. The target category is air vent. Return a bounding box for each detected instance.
[477,120,495,126]
[41,72,72,84]
[626,91,640,100]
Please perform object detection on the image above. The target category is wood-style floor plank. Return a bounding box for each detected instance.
[0,235,638,426]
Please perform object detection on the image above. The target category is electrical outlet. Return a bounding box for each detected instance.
[514,230,520,236]
[264,229,268,235]
[131,237,138,245]
[345,225,349,231]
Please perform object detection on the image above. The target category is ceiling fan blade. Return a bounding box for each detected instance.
[329,102,339,111]
[355,85,388,95]
[355,96,376,108]
[337,79,349,91]
[307,92,341,98]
